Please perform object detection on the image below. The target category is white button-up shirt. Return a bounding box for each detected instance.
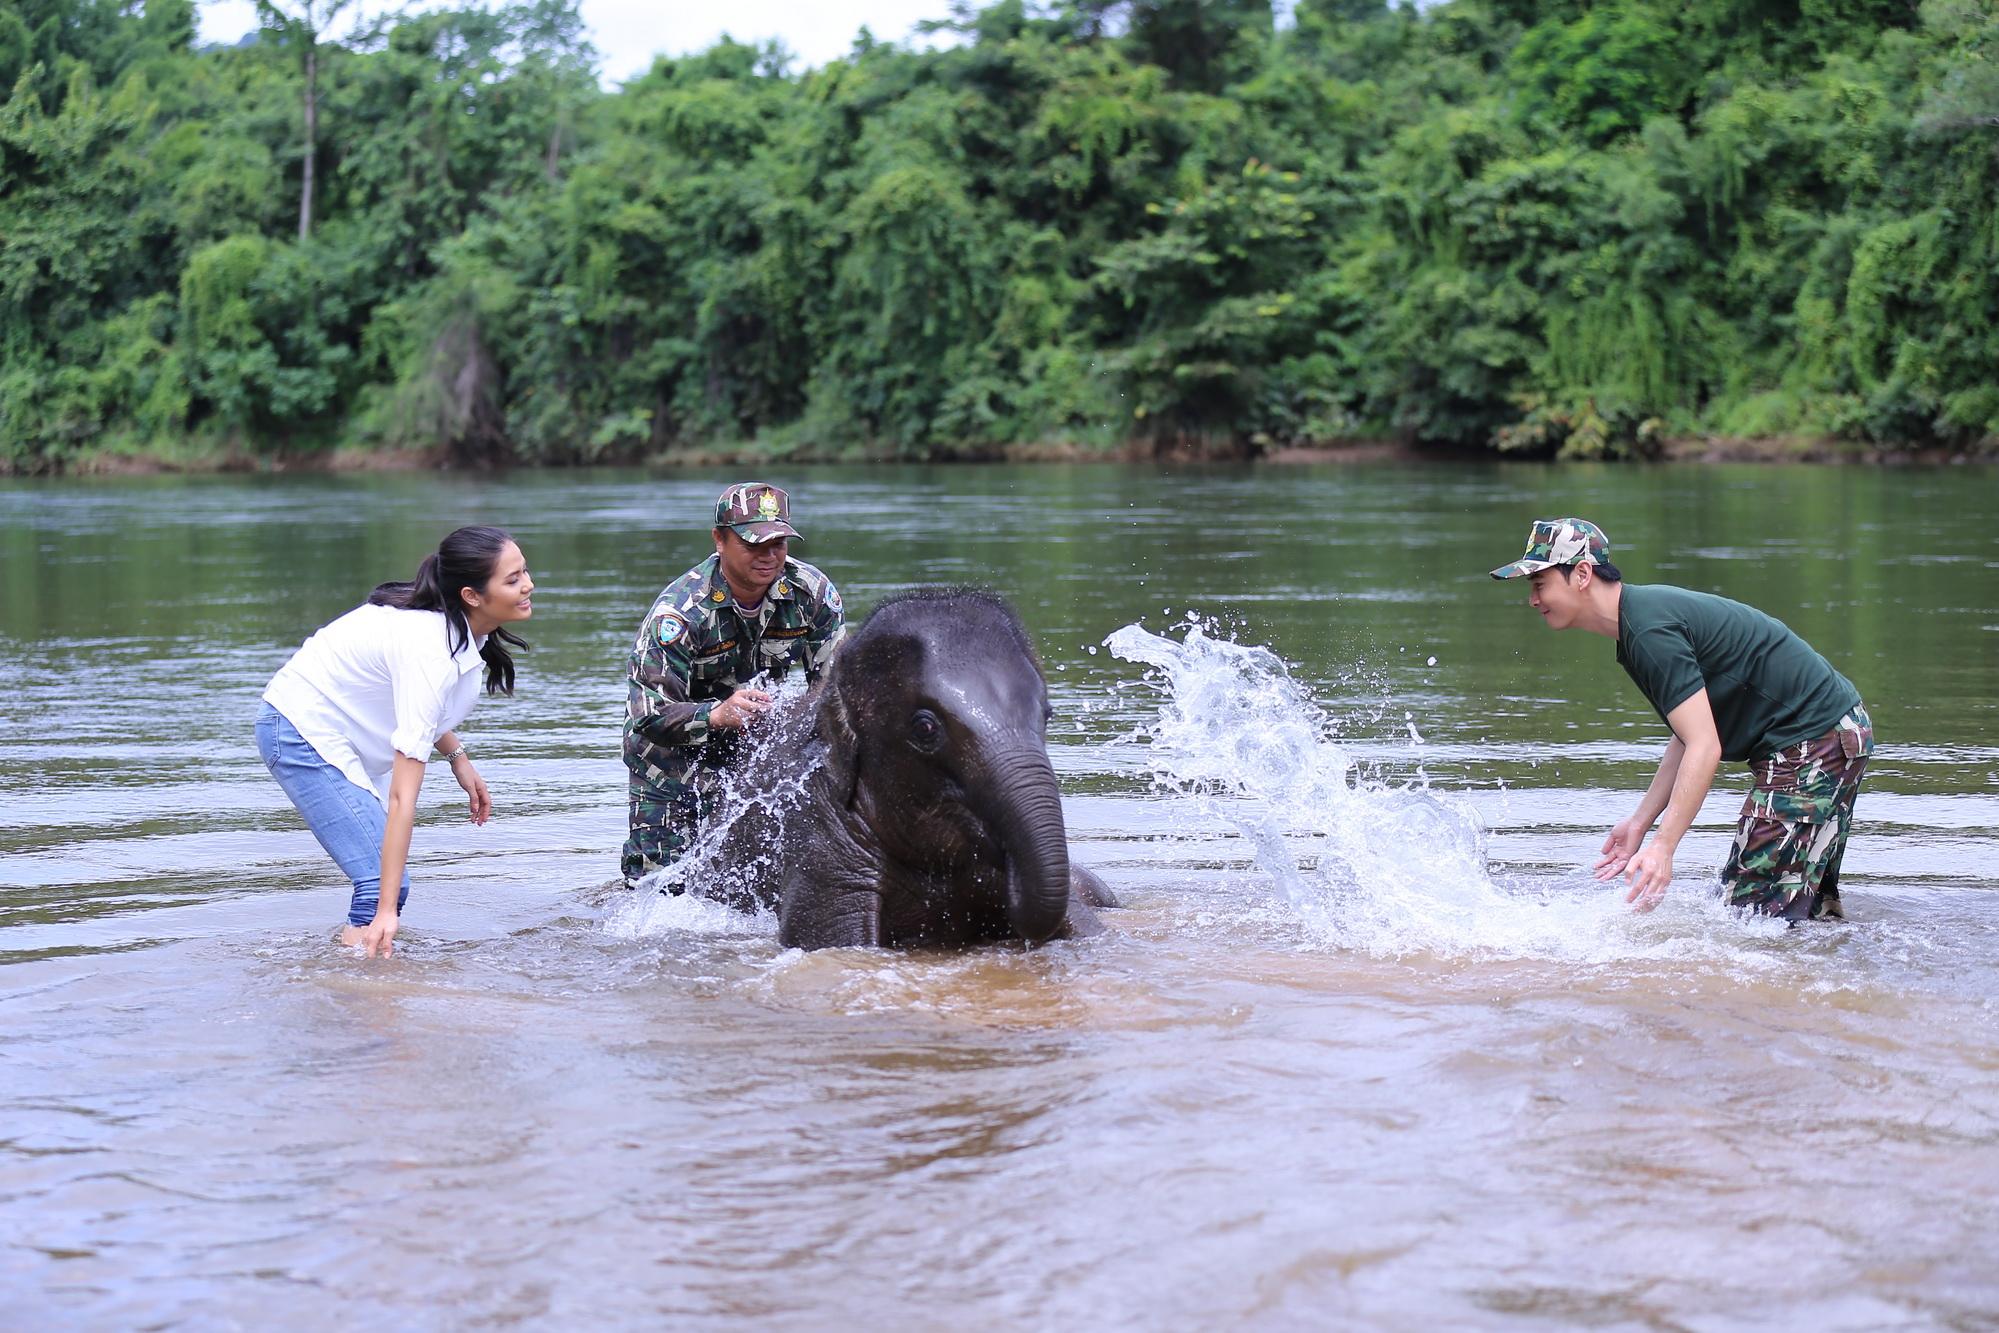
[263,604,488,804]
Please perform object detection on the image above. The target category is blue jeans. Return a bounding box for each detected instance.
[255,701,410,927]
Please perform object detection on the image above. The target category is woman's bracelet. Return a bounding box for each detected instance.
[437,744,469,764]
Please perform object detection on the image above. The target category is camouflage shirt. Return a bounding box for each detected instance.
[622,553,844,786]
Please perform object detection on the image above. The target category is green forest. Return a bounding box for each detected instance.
[2,0,1994,471]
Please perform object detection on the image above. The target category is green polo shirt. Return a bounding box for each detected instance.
[1615,584,1861,762]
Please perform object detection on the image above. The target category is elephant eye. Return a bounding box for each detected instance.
[910,709,941,748]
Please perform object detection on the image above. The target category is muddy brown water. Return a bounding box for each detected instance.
[3,464,1996,1327]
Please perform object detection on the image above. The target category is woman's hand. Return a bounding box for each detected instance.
[368,754,424,959]
[359,910,399,958]
[452,756,491,824]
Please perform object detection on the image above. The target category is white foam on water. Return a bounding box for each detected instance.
[1104,618,1793,965]
[600,881,773,940]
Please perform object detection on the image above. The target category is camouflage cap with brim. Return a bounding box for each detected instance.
[1489,517,1609,579]
[714,481,803,544]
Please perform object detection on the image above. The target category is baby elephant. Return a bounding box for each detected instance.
[706,588,1116,949]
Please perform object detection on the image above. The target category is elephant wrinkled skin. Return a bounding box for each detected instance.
[686,588,1117,949]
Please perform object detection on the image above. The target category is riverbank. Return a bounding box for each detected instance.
[13,432,1997,477]
[1651,435,1999,465]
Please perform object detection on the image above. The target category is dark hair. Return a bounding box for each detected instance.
[1559,560,1623,583]
[368,525,529,694]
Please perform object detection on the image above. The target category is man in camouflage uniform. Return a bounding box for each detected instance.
[622,482,845,887]
[1491,517,1874,920]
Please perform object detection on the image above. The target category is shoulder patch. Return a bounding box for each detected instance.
[655,611,689,648]
[826,583,843,615]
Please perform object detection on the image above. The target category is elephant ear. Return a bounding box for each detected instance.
[811,623,927,812]
[815,666,863,810]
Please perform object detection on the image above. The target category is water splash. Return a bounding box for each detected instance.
[601,878,773,941]
[1104,618,1782,963]
[604,671,819,939]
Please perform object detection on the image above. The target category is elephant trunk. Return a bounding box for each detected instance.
[974,746,1073,944]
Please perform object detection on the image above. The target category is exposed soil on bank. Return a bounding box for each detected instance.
[1651,434,1999,465]
[44,442,449,477]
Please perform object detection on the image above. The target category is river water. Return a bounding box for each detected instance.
[3,463,1996,1328]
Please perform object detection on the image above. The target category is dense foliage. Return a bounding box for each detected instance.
[2,0,1993,469]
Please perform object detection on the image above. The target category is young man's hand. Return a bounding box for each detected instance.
[1593,818,1645,880]
[1622,845,1673,911]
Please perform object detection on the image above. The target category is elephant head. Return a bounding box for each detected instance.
[800,588,1079,947]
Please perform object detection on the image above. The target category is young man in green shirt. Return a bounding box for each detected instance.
[1491,517,1874,920]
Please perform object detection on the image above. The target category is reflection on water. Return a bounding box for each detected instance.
[2,465,1997,1326]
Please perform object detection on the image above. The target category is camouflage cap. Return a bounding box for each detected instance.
[714,482,802,544]
[1489,517,1610,579]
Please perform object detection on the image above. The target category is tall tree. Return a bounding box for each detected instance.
[1059,0,1275,91]
[255,0,355,239]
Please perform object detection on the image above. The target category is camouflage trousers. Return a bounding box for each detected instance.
[1721,703,1874,921]
[622,770,709,889]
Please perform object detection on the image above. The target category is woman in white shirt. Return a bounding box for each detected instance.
[256,526,534,956]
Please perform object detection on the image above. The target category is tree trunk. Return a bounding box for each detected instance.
[298,39,317,240]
